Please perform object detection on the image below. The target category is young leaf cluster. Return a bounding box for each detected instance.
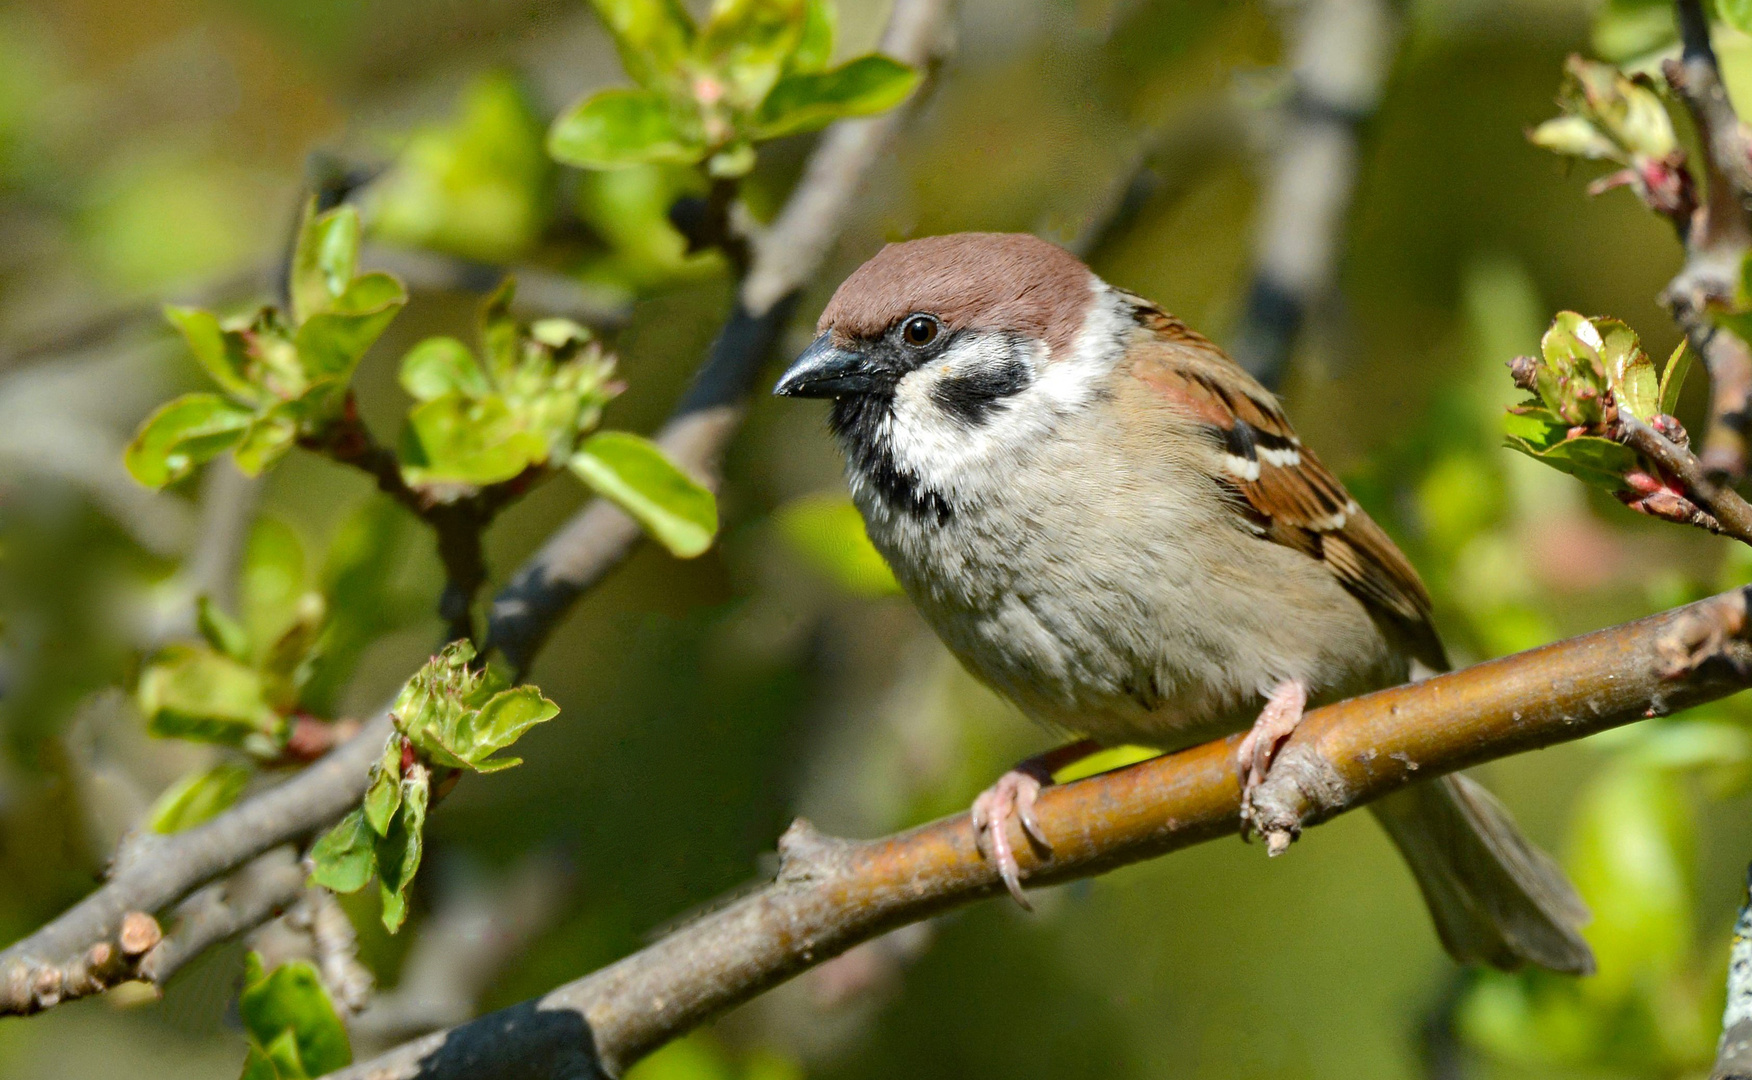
[126,200,719,561]
[549,0,921,178]
[1505,311,1692,494]
[126,202,407,488]
[397,283,718,556]
[238,952,353,1080]
[310,642,558,931]
[1529,55,1692,221]
[141,594,323,749]
[139,507,424,834]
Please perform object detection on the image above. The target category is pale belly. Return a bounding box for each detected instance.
[868,498,1407,753]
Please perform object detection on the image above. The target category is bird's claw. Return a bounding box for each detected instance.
[1235,679,1308,848]
[971,770,1046,909]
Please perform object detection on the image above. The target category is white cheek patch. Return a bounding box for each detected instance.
[881,282,1130,501]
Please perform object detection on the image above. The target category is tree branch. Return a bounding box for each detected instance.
[0,0,956,1016]
[1662,0,1752,481]
[333,587,1752,1080]
[1230,0,1397,389]
[1618,412,1752,542]
[485,0,956,674]
[1714,865,1752,1080]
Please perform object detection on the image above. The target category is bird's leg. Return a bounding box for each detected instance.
[1236,678,1309,855]
[971,737,1102,910]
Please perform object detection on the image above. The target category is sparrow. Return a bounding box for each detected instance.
[774,232,1593,974]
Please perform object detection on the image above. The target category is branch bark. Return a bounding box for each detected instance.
[1662,0,1752,481]
[1714,866,1752,1080]
[0,0,955,1017]
[333,586,1752,1080]
[1618,412,1752,542]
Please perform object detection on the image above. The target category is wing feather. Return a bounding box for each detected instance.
[1122,294,1448,672]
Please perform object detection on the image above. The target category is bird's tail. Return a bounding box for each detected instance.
[1369,773,1595,974]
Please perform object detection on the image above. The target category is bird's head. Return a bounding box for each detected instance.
[774,233,1131,521]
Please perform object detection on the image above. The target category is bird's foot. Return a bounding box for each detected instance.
[1237,678,1309,854]
[972,770,1045,909]
[971,738,1102,909]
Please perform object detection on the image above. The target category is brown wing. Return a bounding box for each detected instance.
[1125,298,1449,672]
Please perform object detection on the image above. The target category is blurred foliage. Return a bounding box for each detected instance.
[366,72,554,266]
[6,2,1752,1080]
[549,0,919,178]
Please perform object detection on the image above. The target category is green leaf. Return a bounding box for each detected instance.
[1595,317,1659,421]
[367,73,555,265]
[242,1029,308,1080]
[309,808,375,894]
[400,336,491,401]
[590,0,696,88]
[463,686,560,771]
[570,431,718,557]
[787,0,835,73]
[164,305,257,401]
[242,517,307,662]
[1528,115,1617,160]
[400,393,549,488]
[290,203,362,325]
[702,0,808,107]
[232,410,300,477]
[773,492,900,596]
[124,393,254,488]
[376,765,430,933]
[294,273,407,381]
[1505,432,1638,492]
[147,762,252,833]
[548,89,704,169]
[138,644,282,751]
[753,55,920,138]
[364,736,404,835]
[239,953,352,1077]
[196,595,250,661]
[259,593,324,708]
[1658,338,1692,415]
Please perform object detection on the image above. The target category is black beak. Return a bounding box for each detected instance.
[774,334,882,398]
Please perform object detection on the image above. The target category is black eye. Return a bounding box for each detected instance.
[901,315,939,348]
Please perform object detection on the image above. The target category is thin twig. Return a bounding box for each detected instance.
[1619,412,1752,542]
[334,586,1752,1080]
[1662,0,1752,480]
[138,847,307,987]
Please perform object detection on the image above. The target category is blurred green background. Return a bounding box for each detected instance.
[2,0,1751,1077]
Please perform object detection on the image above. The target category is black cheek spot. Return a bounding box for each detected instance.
[930,360,1033,427]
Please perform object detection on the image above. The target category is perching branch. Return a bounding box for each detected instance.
[333,587,1752,1080]
[0,0,955,1017]
[485,0,956,673]
[1662,0,1752,481]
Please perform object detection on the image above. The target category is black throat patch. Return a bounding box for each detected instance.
[829,392,953,524]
